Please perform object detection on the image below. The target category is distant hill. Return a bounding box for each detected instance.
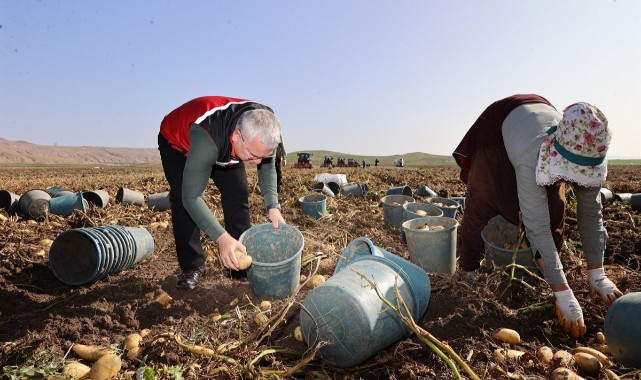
[286,150,456,167]
[0,139,455,166]
[0,138,161,165]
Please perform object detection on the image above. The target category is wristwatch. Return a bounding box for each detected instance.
[264,203,282,214]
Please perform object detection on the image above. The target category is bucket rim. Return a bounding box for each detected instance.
[381,194,416,205]
[49,229,103,286]
[426,196,461,208]
[402,216,459,233]
[239,223,304,268]
[299,193,327,203]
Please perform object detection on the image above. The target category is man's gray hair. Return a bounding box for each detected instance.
[237,109,281,151]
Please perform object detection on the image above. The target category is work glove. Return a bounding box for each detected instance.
[588,267,623,305]
[554,289,586,338]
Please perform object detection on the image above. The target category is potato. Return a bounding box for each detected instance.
[553,350,574,367]
[573,352,601,375]
[152,292,172,307]
[299,274,307,283]
[550,367,584,380]
[307,274,326,288]
[536,346,554,364]
[493,348,524,363]
[39,238,53,246]
[294,326,304,342]
[602,368,621,380]
[234,250,253,270]
[415,210,427,216]
[260,300,271,311]
[124,333,143,359]
[63,361,91,379]
[591,344,610,355]
[493,328,521,344]
[595,331,606,345]
[254,312,268,325]
[571,346,611,367]
[88,353,122,380]
[72,344,114,361]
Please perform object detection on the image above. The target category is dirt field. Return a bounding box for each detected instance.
[1,164,640,379]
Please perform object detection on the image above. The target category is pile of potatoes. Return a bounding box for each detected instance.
[62,329,148,379]
[430,201,457,208]
[416,224,444,231]
[503,240,530,250]
[491,328,619,380]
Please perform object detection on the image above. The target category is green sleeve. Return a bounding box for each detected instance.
[182,125,227,241]
[257,155,279,207]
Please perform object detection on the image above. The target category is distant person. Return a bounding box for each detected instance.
[158,96,286,290]
[275,140,286,193]
[453,94,622,338]
[375,159,379,167]
[362,159,366,168]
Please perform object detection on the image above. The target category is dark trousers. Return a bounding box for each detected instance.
[158,134,250,272]
[458,144,566,272]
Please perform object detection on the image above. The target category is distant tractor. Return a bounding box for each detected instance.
[293,152,313,168]
[336,157,347,167]
[321,155,333,168]
[394,158,404,167]
[347,158,359,168]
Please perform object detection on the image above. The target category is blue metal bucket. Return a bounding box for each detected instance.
[299,193,327,219]
[239,223,304,299]
[604,292,641,368]
[49,225,155,286]
[301,237,430,368]
[49,192,88,216]
[402,216,459,274]
[386,185,412,196]
[381,195,415,229]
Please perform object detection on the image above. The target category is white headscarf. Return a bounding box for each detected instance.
[536,102,610,188]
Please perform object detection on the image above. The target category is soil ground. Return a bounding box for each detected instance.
[0,164,640,379]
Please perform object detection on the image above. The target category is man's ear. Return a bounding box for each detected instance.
[231,128,240,142]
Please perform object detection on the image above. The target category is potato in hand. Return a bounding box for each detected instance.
[234,250,253,270]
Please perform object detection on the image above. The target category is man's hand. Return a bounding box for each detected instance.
[554,289,586,338]
[216,233,246,270]
[268,208,285,229]
[588,267,623,305]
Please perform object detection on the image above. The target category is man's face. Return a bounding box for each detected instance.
[234,129,272,164]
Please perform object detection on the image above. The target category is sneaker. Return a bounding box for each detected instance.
[176,266,206,290]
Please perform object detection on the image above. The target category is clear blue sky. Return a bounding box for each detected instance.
[1,1,639,158]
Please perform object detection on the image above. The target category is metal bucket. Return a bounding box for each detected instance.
[239,223,304,299]
[82,190,110,208]
[147,191,171,211]
[0,189,20,214]
[301,237,430,368]
[49,225,155,286]
[116,187,145,206]
[402,216,459,274]
[18,189,51,220]
[299,193,327,219]
[49,192,88,216]
[426,197,460,218]
[381,195,415,229]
